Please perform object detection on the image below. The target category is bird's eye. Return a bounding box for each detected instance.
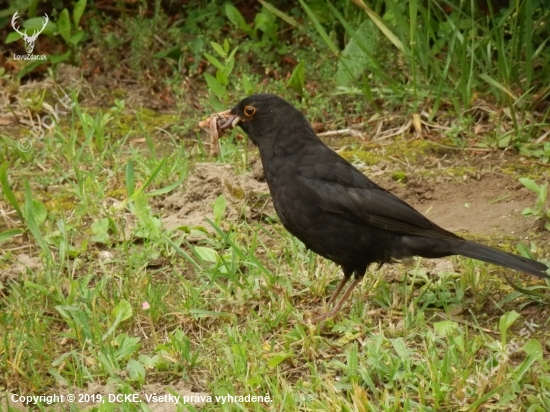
[244,105,256,117]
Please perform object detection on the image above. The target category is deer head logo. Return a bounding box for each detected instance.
[12,10,49,54]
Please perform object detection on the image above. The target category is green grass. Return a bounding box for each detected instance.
[1,0,550,410]
[1,93,549,411]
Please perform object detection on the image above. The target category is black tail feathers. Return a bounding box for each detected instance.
[458,241,549,279]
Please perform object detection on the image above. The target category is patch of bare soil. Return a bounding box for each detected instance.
[160,163,272,232]
[379,173,538,236]
[1,254,43,285]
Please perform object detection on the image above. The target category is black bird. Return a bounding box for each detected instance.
[213,94,549,321]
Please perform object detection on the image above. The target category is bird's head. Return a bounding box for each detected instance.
[215,94,312,145]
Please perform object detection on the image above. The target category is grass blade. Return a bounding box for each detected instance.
[126,160,135,197]
[258,0,299,27]
[1,162,24,221]
[0,228,23,243]
[24,180,52,266]
[351,0,404,52]
[131,158,167,199]
[297,0,339,55]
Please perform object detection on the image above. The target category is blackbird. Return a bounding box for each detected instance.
[212,93,549,321]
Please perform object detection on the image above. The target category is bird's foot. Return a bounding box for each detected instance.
[311,277,361,323]
[311,307,341,324]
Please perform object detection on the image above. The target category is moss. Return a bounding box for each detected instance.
[224,180,245,199]
[392,171,407,182]
[45,195,77,213]
[107,188,127,199]
[338,140,452,167]
[499,162,549,181]
[340,147,385,165]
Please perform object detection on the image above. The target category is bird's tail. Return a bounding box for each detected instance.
[457,241,549,279]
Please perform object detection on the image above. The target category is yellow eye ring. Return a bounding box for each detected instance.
[244,105,256,117]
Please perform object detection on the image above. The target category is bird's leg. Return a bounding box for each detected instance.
[326,273,351,306]
[312,278,361,323]
[313,274,361,323]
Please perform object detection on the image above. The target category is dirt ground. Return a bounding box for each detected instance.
[160,162,271,232]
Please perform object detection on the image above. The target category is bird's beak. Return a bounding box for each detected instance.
[219,113,241,132]
[199,110,241,135]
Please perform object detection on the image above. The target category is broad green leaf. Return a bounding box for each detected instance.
[127,359,146,383]
[90,218,109,243]
[194,246,219,263]
[517,242,535,260]
[208,95,225,112]
[103,300,133,339]
[31,199,47,225]
[6,32,21,44]
[514,340,542,381]
[57,8,71,42]
[336,19,377,87]
[499,311,520,345]
[204,53,226,72]
[48,51,71,64]
[433,320,459,337]
[216,70,229,87]
[519,178,540,194]
[390,338,409,361]
[225,52,236,76]
[138,354,156,367]
[133,191,160,239]
[225,4,255,38]
[287,61,305,95]
[267,352,292,369]
[204,73,226,100]
[112,299,133,322]
[23,16,55,36]
[228,46,239,61]
[210,41,226,58]
[521,207,535,216]
[68,30,85,45]
[73,0,87,27]
[213,195,226,224]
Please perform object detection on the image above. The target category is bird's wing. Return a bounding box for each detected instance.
[297,152,458,240]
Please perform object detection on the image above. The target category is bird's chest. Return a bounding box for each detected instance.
[265,171,320,237]
[261,148,322,232]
